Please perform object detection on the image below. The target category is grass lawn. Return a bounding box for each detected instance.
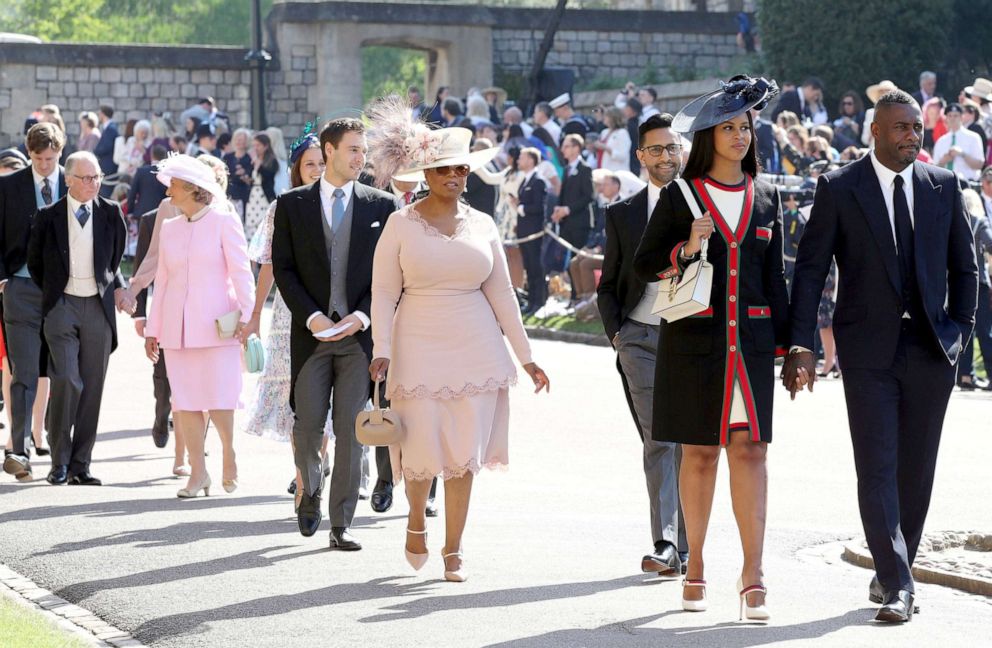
[522,314,606,337]
[0,596,91,648]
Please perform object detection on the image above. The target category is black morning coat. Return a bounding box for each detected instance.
[26,195,128,351]
[270,180,400,409]
[632,176,789,446]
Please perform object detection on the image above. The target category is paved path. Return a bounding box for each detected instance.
[1,311,990,647]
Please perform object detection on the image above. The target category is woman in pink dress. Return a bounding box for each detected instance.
[369,106,550,582]
[145,155,255,498]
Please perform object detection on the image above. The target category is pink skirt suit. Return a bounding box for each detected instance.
[146,205,255,411]
[371,204,533,483]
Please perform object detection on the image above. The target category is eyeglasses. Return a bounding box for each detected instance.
[841,101,855,106]
[639,144,682,158]
[71,174,104,185]
[432,164,470,177]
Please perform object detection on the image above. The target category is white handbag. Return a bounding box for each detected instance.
[652,178,714,322]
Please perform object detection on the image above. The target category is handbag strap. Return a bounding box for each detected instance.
[371,377,384,425]
[674,178,708,260]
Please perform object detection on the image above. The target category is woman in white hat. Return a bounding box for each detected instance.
[144,154,255,498]
[367,100,550,582]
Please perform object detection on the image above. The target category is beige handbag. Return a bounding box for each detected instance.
[215,309,242,339]
[652,179,713,322]
[355,377,403,446]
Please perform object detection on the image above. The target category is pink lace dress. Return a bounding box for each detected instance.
[371,204,533,483]
[242,201,333,441]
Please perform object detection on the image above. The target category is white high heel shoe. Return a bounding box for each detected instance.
[681,579,707,611]
[177,474,211,498]
[737,577,770,621]
[405,528,429,571]
[442,551,466,582]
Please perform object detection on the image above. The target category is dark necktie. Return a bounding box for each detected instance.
[41,178,52,205]
[75,204,90,228]
[893,175,914,295]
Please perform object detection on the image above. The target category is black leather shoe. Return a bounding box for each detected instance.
[68,472,102,486]
[47,465,69,485]
[297,490,322,537]
[329,526,362,551]
[875,589,914,622]
[641,541,681,576]
[152,425,169,449]
[869,576,919,613]
[370,479,393,513]
[425,497,438,517]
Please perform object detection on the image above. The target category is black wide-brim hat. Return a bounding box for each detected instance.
[672,75,779,133]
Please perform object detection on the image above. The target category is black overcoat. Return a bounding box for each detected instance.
[633,176,789,446]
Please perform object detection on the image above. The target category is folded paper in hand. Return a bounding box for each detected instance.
[313,321,355,339]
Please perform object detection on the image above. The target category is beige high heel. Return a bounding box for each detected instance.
[405,528,429,570]
[681,579,707,612]
[177,474,211,498]
[737,577,770,621]
[443,551,467,582]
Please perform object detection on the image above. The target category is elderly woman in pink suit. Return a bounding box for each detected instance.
[145,155,255,498]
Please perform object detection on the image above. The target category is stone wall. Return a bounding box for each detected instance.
[492,28,740,84]
[0,44,255,149]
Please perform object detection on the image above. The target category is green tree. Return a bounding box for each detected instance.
[361,46,426,105]
[757,0,953,107]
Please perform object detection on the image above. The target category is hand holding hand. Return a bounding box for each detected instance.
[145,336,160,363]
[114,287,136,314]
[134,319,145,337]
[523,362,550,394]
[780,351,815,400]
[683,212,714,256]
[369,357,390,382]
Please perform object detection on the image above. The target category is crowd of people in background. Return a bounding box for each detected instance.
[1,67,989,495]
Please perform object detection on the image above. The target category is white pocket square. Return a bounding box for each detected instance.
[371,221,381,228]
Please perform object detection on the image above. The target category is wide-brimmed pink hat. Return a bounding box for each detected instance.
[154,153,226,201]
[392,127,499,183]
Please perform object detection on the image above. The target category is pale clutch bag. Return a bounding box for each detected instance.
[215,309,242,339]
[355,377,403,446]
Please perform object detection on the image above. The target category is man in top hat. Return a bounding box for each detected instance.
[27,151,130,485]
[0,123,67,482]
[598,113,689,576]
[549,93,589,144]
[933,103,984,181]
[784,89,978,622]
[272,118,400,550]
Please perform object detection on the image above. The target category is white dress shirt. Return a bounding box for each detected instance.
[932,126,984,181]
[869,150,915,244]
[65,194,98,297]
[305,177,369,332]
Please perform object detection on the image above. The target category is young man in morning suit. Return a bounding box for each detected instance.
[0,123,67,482]
[598,114,688,576]
[784,90,978,622]
[27,151,130,486]
[272,118,400,550]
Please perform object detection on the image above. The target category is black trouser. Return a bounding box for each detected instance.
[519,238,546,312]
[840,322,955,593]
[957,283,992,380]
[152,349,172,434]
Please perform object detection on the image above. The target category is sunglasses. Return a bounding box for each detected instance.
[432,164,470,177]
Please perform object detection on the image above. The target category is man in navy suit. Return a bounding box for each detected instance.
[93,106,118,198]
[126,145,168,221]
[784,90,978,622]
[509,147,547,315]
[0,123,67,482]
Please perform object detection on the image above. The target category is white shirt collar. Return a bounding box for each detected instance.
[32,166,59,189]
[869,150,913,191]
[568,158,579,171]
[523,169,537,183]
[66,193,92,222]
[647,179,670,217]
[320,176,354,210]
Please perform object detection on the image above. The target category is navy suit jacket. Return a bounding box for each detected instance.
[515,173,546,236]
[790,156,978,368]
[127,164,167,220]
[93,121,119,176]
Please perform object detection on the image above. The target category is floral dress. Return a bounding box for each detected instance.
[242,201,333,440]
